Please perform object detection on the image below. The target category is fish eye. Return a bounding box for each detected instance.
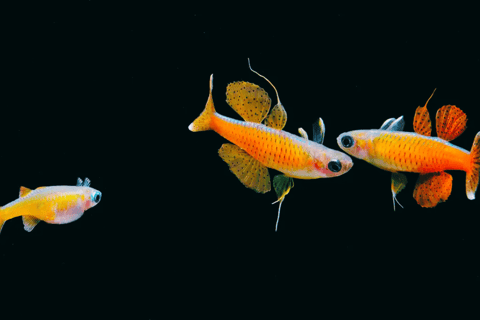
[92,192,102,204]
[328,159,342,172]
[341,135,354,148]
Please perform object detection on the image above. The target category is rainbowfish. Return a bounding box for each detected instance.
[0,177,102,234]
[337,90,480,209]
[189,61,353,230]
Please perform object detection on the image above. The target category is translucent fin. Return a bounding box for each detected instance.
[77,178,83,186]
[248,58,287,129]
[435,105,467,141]
[189,74,216,132]
[413,172,452,208]
[19,186,33,198]
[218,143,271,193]
[225,81,271,123]
[466,132,480,200]
[263,104,287,129]
[23,216,41,232]
[413,89,435,136]
[385,116,405,131]
[312,118,325,144]
[391,172,407,211]
[298,128,308,140]
[272,175,294,232]
[380,118,395,130]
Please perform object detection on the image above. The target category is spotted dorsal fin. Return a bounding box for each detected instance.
[226,82,271,123]
[312,118,325,144]
[413,89,435,136]
[413,172,452,208]
[218,143,271,193]
[435,105,467,141]
[247,59,287,129]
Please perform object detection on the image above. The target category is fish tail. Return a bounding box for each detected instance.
[0,209,5,234]
[466,132,480,200]
[188,74,216,132]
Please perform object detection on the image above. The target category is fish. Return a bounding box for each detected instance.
[337,89,480,209]
[189,60,353,230]
[0,177,102,234]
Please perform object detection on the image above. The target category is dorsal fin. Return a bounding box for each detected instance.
[298,128,308,140]
[312,118,325,144]
[248,59,287,129]
[226,81,271,123]
[380,118,395,130]
[385,116,405,131]
[435,105,467,141]
[19,186,33,198]
[413,89,435,136]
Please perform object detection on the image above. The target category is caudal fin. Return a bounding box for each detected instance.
[0,214,5,234]
[188,74,216,132]
[466,132,480,200]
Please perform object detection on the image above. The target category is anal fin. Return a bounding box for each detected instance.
[218,143,271,193]
[413,172,452,208]
[435,105,467,141]
[391,172,407,210]
[23,216,41,232]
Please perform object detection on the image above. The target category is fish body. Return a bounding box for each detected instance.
[210,113,348,179]
[342,130,471,174]
[0,178,102,233]
[337,92,480,208]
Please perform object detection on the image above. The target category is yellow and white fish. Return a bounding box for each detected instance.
[189,61,353,230]
[0,177,102,234]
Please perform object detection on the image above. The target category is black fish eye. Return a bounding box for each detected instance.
[341,135,354,148]
[93,192,102,203]
[328,159,342,172]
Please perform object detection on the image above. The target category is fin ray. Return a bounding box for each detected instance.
[466,132,480,199]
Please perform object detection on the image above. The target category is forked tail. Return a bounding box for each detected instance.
[466,132,480,199]
[188,74,216,132]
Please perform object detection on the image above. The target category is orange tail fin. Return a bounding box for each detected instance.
[466,132,480,200]
[188,74,216,132]
[0,212,5,234]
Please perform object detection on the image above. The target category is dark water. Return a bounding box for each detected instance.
[2,2,480,318]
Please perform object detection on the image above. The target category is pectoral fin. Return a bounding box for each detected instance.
[23,216,41,232]
[413,172,452,208]
[272,175,294,232]
[391,172,407,210]
[435,105,467,141]
[219,143,271,193]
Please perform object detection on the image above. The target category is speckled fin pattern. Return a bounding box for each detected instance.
[218,143,271,193]
[435,105,467,141]
[225,82,271,123]
[413,172,453,208]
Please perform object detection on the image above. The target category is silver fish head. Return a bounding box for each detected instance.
[337,130,375,160]
[309,142,354,178]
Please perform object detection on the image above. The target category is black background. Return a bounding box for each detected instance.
[2,2,480,318]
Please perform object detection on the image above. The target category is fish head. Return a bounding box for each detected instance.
[337,130,374,160]
[83,187,102,210]
[309,143,354,178]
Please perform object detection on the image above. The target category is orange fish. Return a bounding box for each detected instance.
[0,178,102,234]
[337,90,480,209]
[189,61,353,230]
